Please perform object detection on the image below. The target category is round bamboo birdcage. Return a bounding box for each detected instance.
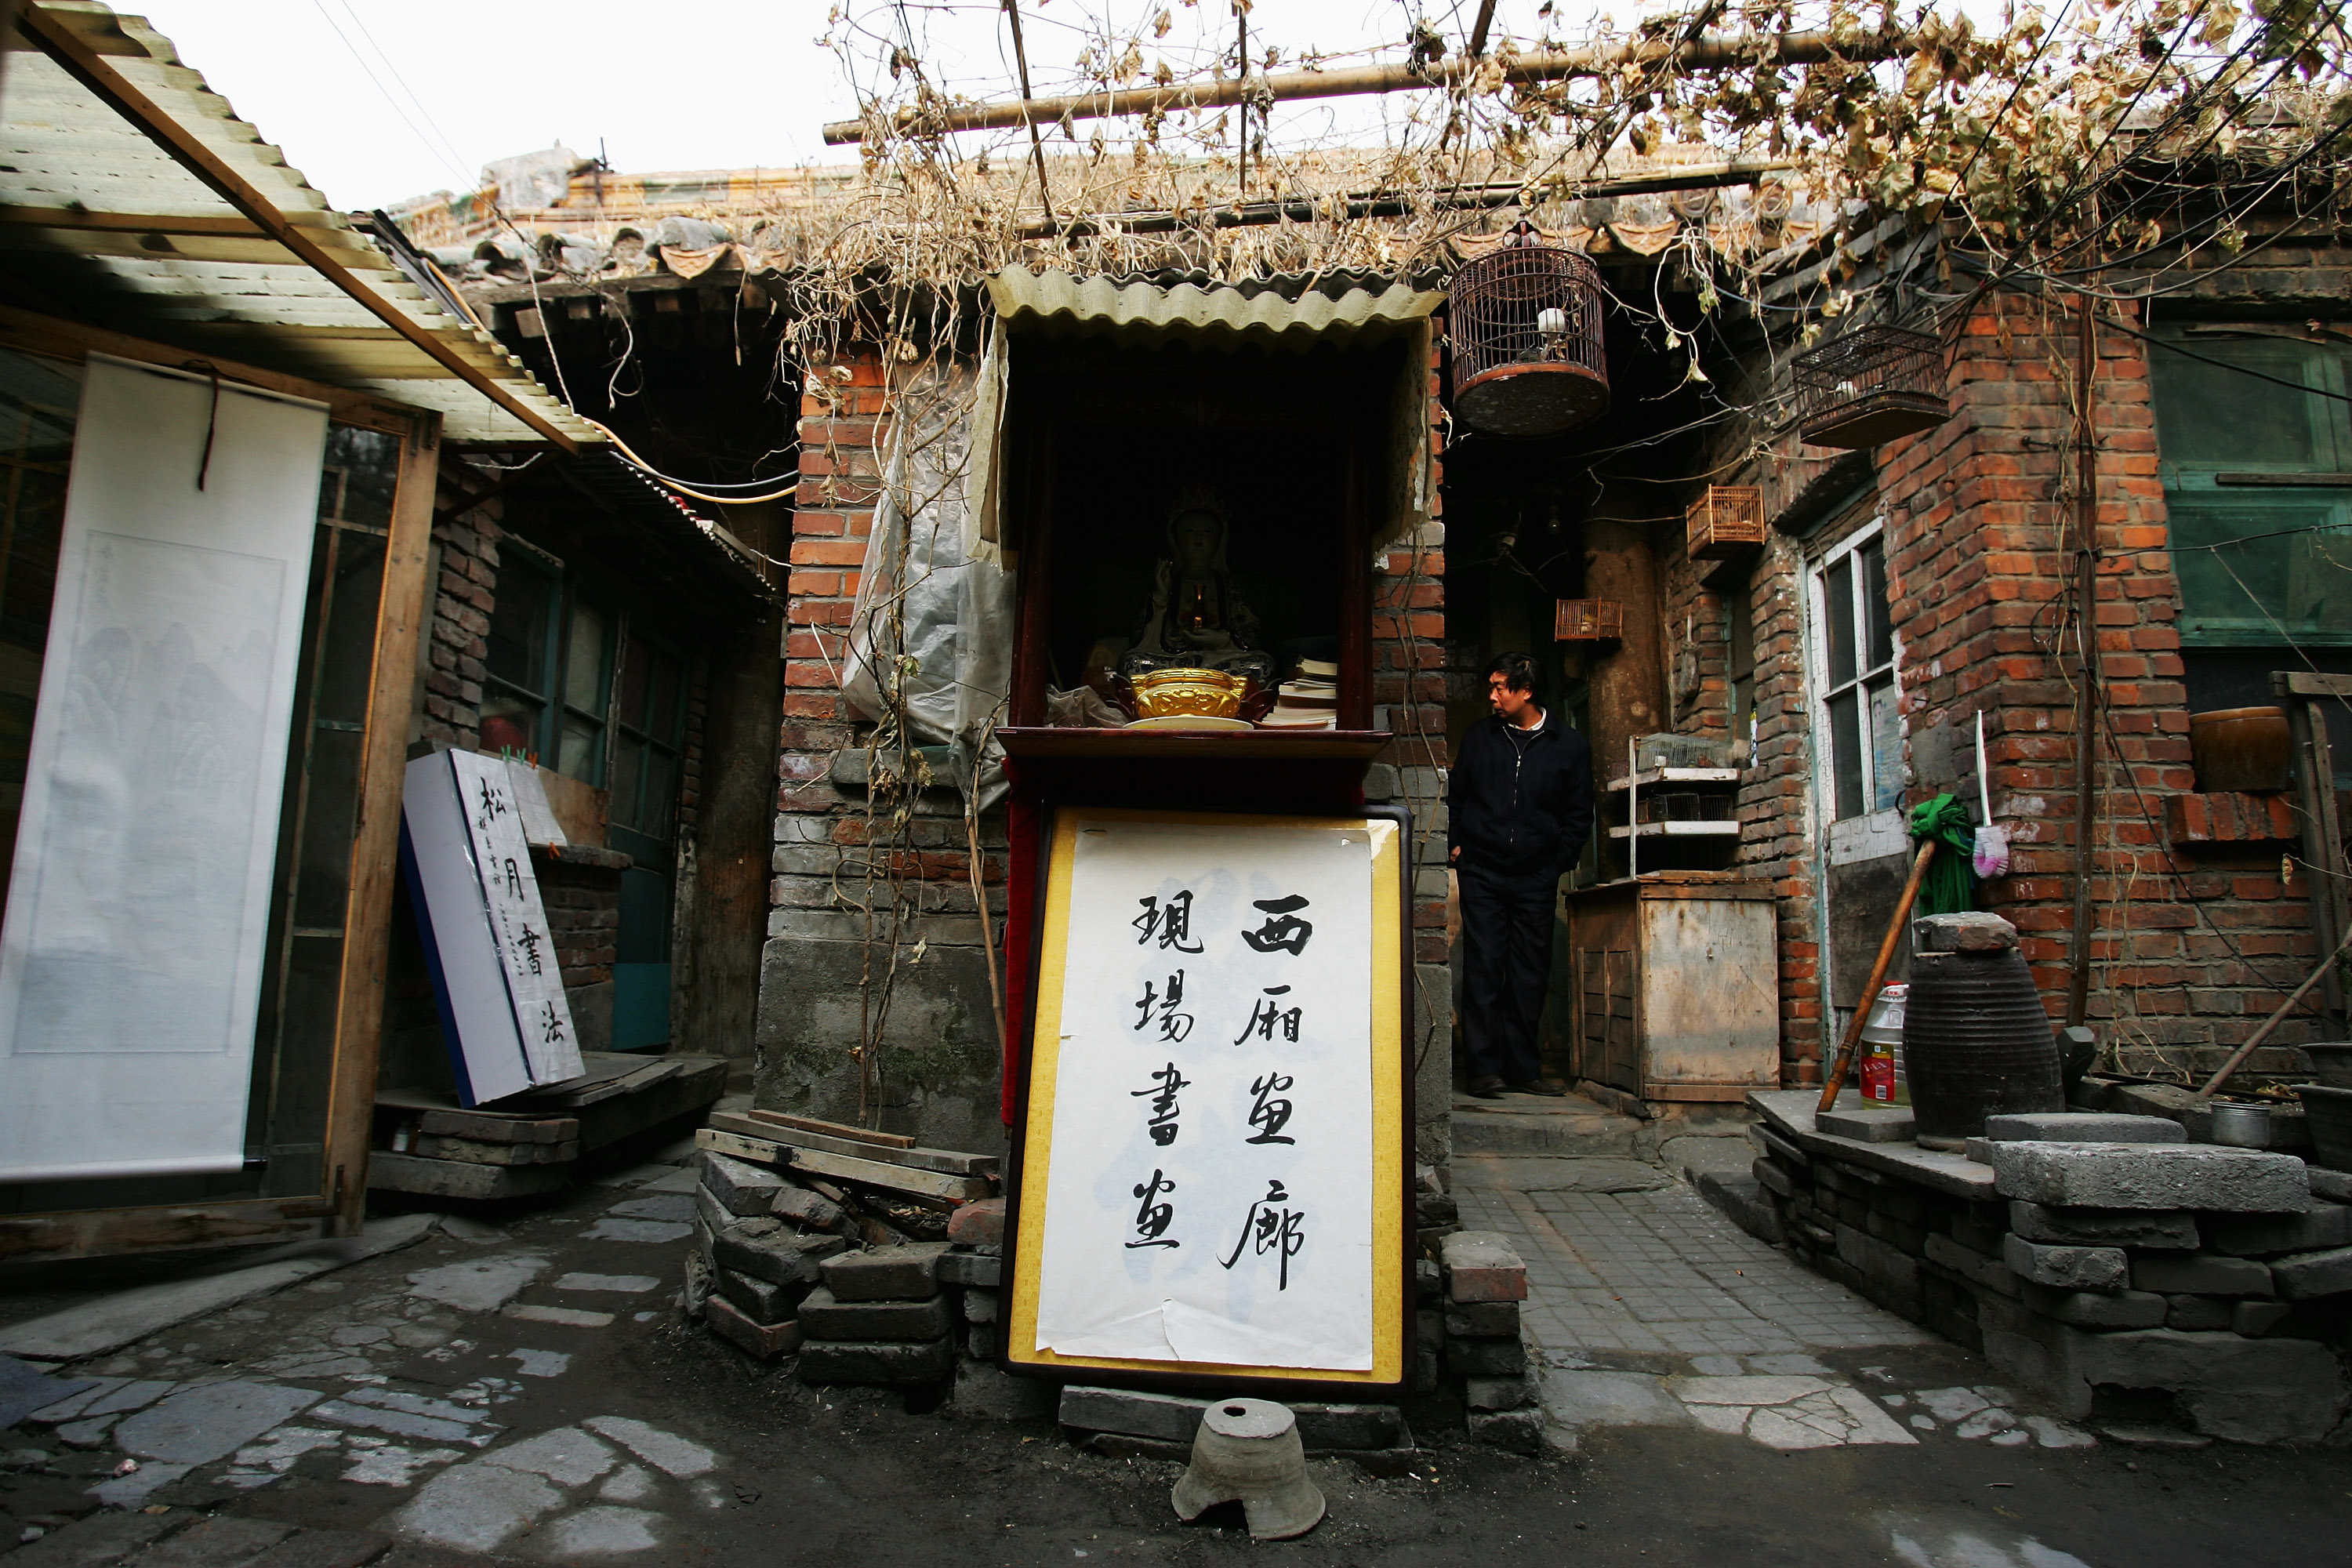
[1447,233,1610,437]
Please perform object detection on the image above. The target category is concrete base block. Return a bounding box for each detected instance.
[1987,1142,2309,1213]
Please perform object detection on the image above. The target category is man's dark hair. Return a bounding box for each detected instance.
[1486,651,1539,695]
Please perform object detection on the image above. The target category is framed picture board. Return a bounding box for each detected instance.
[1004,804,1413,1394]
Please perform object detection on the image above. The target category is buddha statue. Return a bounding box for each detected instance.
[1118,498,1273,689]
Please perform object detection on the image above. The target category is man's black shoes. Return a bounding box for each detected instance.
[1468,1076,1508,1098]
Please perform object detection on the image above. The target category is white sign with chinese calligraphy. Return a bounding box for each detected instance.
[1032,816,1384,1371]
[400,750,582,1105]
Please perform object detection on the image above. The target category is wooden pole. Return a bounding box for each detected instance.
[1001,0,1058,230]
[2194,920,2352,1100]
[1818,839,1936,1112]
[2065,302,2101,1027]
[822,30,1908,144]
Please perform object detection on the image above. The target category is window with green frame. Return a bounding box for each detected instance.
[481,551,616,781]
[2148,331,2352,647]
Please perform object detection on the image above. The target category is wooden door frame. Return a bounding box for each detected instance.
[0,310,439,1260]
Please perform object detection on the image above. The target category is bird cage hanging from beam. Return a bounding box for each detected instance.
[1791,325,1948,449]
[1555,598,1626,642]
[1686,485,1766,561]
[1447,230,1610,437]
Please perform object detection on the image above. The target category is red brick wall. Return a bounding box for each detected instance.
[1677,289,2326,1084]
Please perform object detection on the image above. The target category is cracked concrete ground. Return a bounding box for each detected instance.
[4,1123,2350,1566]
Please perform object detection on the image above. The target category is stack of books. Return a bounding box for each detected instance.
[1258,659,1339,730]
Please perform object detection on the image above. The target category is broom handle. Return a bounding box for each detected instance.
[1819,839,1938,1113]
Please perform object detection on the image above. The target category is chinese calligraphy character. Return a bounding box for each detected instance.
[515,925,546,977]
[1232,985,1302,1046]
[1132,971,1194,1041]
[1126,1169,1178,1249]
[1133,890,1204,953]
[474,776,510,830]
[503,856,525,899]
[1131,1062,1190,1147]
[1246,1072,1296,1145]
[537,1000,567,1045]
[1241,894,1314,955]
[1220,1179,1305,1289]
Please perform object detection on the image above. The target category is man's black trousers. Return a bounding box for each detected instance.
[1458,869,1556,1085]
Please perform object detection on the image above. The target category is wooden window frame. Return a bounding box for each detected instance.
[0,310,440,1260]
[1807,521,1904,865]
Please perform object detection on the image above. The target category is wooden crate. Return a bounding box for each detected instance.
[1555,597,1626,641]
[1686,485,1765,560]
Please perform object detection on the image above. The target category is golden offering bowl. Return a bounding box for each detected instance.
[1130,666,1246,719]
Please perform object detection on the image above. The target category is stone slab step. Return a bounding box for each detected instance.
[1451,1105,1642,1157]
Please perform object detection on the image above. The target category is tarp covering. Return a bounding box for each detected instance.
[987,267,1443,344]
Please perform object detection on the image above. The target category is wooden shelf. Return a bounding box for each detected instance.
[1605,767,1741,792]
[1608,821,1742,840]
[998,727,1392,762]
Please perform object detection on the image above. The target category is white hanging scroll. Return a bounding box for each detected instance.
[1011,808,1407,1384]
[401,750,583,1105]
[0,356,328,1183]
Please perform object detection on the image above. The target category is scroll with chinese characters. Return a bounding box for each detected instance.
[1009,808,1409,1388]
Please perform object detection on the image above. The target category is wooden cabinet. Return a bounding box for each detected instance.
[1555,873,1780,1103]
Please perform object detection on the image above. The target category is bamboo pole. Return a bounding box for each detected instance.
[822,29,1909,144]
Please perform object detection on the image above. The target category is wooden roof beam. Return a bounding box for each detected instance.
[821,28,1908,145]
[15,2,581,451]
[0,208,267,237]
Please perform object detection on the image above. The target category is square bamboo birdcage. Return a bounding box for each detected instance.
[1685,485,1766,561]
[1555,598,1626,641]
[1791,324,1949,449]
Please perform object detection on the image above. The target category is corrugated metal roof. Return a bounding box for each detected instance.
[988,266,1442,342]
[0,4,596,445]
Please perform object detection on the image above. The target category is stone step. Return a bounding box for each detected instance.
[1451,1102,1642,1157]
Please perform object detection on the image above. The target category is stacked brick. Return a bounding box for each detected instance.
[797,1243,959,1386]
[420,484,500,753]
[1437,1230,1541,1452]
[1744,1104,2352,1443]
[688,1150,851,1359]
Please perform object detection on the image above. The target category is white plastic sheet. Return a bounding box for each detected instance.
[0,357,328,1182]
[1033,818,1382,1371]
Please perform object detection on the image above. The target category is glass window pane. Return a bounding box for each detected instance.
[2169,495,2352,645]
[619,637,651,731]
[1869,677,1904,811]
[564,602,608,714]
[479,694,542,758]
[610,732,644,829]
[643,750,677,837]
[651,652,683,740]
[1825,555,1857,688]
[485,567,553,693]
[1828,689,1864,821]
[318,426,399,526]
[559,716,602,782]
[312,532,385,728]
[1860,539,1893,672]
[2149,338,2332,470]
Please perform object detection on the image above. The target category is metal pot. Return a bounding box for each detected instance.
[2208,1102,2275,1149]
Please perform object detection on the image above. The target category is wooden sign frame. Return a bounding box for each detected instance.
[1002,804,1414,1396]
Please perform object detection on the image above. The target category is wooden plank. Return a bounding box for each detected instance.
[695,1127,789,1167]
[0,1200,326,1265]
[784,1145,997,1203]
[2279,671,2352,699]
[15,8,583,452]
[0,207,268,236]
[0,303,416,434]
[415,1112,578,1144]
[742,1108,915,1149]
[325,408,441,1237]
[410,1135,580,1166]
[573,1057,727,1154]
[541,1060,681,1108]
[366,1152,570,1202]
[706,1112,996,1176]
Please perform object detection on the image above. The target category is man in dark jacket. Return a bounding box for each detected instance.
[1447,651,1595,1098]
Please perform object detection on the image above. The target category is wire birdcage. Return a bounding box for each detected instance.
[1686,485,1765,561]
[1447,231,1609,437]
[1555,598,1626,641]
[1791,325,1948,449]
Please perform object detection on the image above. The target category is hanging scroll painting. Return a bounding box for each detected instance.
[1007,807,1410,1389]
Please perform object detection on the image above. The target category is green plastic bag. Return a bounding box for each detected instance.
[1908,793,1979,917]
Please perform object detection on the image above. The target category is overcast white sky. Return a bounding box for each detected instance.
[133,2,1534,211]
